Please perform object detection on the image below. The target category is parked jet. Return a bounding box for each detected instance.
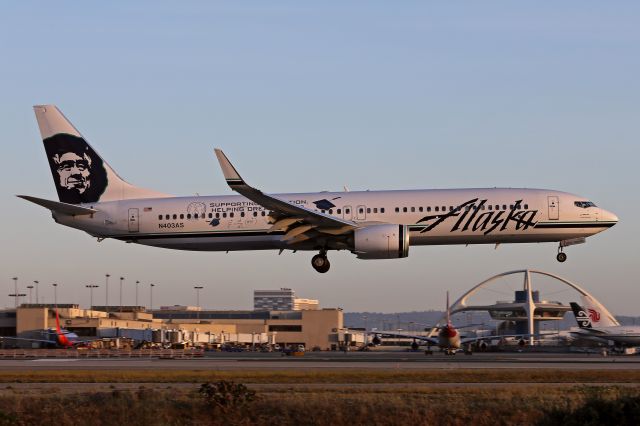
[570,302,640,347]
[369,292,516,354]
[0,310,83,349]
[19,105,618,272]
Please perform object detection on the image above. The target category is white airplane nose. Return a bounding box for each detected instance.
[602,209,619,225]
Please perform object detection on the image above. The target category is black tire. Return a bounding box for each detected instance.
[318,258,330,273]
[557,252,567,262]
[312,255,330,273]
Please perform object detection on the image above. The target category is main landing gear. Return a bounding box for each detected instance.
[311,250,330,273]
[557,245,567,263]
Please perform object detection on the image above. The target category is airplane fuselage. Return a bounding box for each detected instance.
[54,187,617,253]
[570,327,640,346]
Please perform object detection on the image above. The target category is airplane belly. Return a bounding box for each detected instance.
[408,228,597,246]
[135,234,282,251]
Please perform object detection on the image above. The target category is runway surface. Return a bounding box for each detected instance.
[1,351,639,371]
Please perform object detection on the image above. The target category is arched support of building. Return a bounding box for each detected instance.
[445,269,617,345]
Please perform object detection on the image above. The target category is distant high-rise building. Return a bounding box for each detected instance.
[254,289,320,311]
[254,288,295,311]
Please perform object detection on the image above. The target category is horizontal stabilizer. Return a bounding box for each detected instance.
[17,195,98,216]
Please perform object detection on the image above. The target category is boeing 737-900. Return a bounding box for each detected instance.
[19,105,618,273]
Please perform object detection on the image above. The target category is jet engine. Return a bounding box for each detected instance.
[353,224,410,259]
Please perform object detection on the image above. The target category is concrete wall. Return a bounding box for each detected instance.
[16,308,48,334]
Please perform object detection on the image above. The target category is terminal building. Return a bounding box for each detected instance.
[0,290,360,351]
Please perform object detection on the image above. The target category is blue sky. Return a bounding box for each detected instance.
[1,2,638,313]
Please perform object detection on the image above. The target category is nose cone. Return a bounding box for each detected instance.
[601,209,619,226]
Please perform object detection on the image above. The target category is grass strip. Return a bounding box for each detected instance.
[1,369,640,384]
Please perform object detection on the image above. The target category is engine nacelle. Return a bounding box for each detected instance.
[353,224,410,259]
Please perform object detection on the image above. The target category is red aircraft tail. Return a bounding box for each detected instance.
[446,291,451,326]
[55,309,62,334]
[54,308,72,347]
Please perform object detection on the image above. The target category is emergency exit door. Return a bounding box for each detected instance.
[547,196,559,220]
[128,208,139,232]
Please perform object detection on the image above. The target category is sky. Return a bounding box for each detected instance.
[0,2,638,314]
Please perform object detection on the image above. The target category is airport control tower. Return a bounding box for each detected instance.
[454,290,569,336]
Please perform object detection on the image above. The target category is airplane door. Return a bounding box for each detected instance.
[128,208,139,232]
[547,196,559,220]
[356,205,367,221]
[343,205,352,220]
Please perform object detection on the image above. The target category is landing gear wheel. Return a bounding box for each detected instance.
[311,254,330,273]
[556,252,567,263]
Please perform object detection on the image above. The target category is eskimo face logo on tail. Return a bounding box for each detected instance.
[588,308,601,323]
[575,309,592,328]
[44,134,108,204]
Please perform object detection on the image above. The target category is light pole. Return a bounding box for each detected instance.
[34,281,39,305]
[52,283,58,308]
[149,283,155,312]
[11,277,18,308]
[363,315,368,347]
[194,286,203,320]
[85,285,99,318]
[27,286,34,304]
[105,274,110,314]
[135,281,140,307]
[119,277,124,312]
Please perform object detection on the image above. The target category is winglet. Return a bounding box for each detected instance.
[214,149,245,187]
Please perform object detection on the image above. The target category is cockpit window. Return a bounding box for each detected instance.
[575,201,597,208]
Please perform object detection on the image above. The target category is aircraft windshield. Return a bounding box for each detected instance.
[574,201,597,208]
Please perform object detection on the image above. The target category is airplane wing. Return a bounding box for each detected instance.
[0,336,57,345]
[214,149,356,243]
[371,331,439,346]
[459,332,559,345]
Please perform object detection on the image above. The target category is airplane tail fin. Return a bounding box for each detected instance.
[578,295,619,328]
[54,309,62,335]
[570,302,592,329]
[446,291,451,325]
[33,105,169,204]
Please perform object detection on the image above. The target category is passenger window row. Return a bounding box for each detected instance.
[393,203,528,214]
[318,208,386,215]
[158,211,270,220]
[157,202,530,221]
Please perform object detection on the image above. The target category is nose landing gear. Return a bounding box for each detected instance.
[556,251,567,262]
[556,238,585,263]
[311,250,330,273]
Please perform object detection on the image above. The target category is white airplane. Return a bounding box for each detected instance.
[20,105,618,273]
[570,301,640,347]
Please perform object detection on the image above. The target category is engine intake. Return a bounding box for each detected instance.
[354,224,410,259]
